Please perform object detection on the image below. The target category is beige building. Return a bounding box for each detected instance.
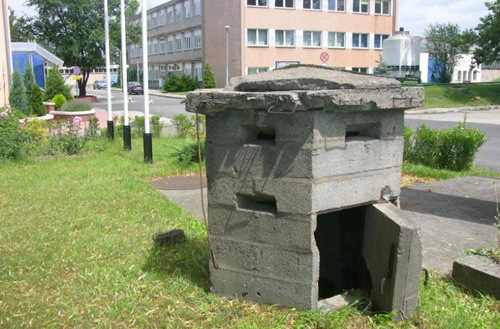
[0,0,12,108]
[132,0,397,87]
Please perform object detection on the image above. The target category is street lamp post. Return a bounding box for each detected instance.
[120,0,131,150]
[225,25,230,86]
[141,0,153,163]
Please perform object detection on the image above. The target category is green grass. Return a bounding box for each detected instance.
[468,248,500,264]
[1,139,499,328]
[422,83,500,109]
[403,162,500,181]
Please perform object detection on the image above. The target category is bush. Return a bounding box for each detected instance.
[25,119,48,141]
[52,94,67,109]
[45,66,73,101]
[11,108,27,119]
[133,115,145,137]
[0,112,30,159]
[51,118,86,155]
[203,63,217,88]
[163,74,198,92]
[133,115,163,137]
[151,116,163,137]
[28,86,46,116]
[23,61,36,101]
[59,101,92,112]
[172,139,205,166]
[404,118,485,171]
[172,114,194,137]
[9,69,28,115]
[86,117,99,139]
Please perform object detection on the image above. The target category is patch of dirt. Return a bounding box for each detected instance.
[401,173,435,188]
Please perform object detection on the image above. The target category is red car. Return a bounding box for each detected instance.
[127,81,144,95]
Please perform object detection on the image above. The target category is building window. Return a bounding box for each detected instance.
[147,40,152,54]
[159,38,166,53]
[247,29,268,46]
[167,7,174,23]
[147,15,151,29]
[184,0,191,18]
[194,62,203,80]
[159,10,166,25]
[352,33,368,48]
[194,0,201,16]
[175,35,182,51]
[275,30,295,46]
[303,0,320,10]
[248,67,269,75]
[328,32,345,48]
[184,62,192,76]
[247,0,268,6]
[303,31,322,47]
[352,67,368,73]
[175,3,182,20]
[193,29,202,49]
[375,0,390,14]
[168,64,175,72]
[374,34,389,49]
[328,0,345,11]
[153,39,159,54]
[184,32,192,50]
[275,0,294,8]
[168,37,174,53]
[152,13,158,28]
[353,0,369,13]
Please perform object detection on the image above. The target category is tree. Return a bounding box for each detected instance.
[424,23,474,83]
[474,0,500,65]
[202,63,217,88]
[23,60,36,101]
[9,8,36,42]
[27,0,140,97]
[373,56,391,76]
[45,66,73,101]
[9,69,28,115]
[28,86,46,116]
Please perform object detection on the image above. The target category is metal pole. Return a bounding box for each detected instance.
[120,0,131,150]
[104,0,114,140]
[141,0,152,163]
[3,0,13,87]
[225,25,230,86]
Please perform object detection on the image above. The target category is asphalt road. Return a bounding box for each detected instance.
[405,110,500,172]
[89,88,186,119]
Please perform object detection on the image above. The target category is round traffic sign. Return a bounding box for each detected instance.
[320,52,329,63]
[73,66,81,75]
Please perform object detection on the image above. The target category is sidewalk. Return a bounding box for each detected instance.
[406,104,500,115]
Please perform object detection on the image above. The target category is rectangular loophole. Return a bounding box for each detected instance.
[236,193,277,214]
[345,122,380,142]
[241,124,276,146]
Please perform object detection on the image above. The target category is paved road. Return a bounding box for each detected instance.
[405,110,500,172]
[89,88,186,119]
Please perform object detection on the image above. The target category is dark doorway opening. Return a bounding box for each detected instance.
[315,206,371,300]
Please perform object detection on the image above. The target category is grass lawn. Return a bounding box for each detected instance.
[1,138,499,328]
[422,83,500,109]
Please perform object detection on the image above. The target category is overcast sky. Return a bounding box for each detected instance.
[8,0,492,37]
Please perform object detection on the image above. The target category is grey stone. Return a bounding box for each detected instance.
[153,229,186,246]
[363,203,423,321]
[225,66,401,91]
[452,255,500,299]
[318,294,348,312]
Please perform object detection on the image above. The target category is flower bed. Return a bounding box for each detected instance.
[18,114,54,124]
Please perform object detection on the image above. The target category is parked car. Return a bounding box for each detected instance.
[93,80,107,89]
[128,81,143,95]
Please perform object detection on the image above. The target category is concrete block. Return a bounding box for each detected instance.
[453,255,500,299]
[209,266,318,309]
[363,203,423,321]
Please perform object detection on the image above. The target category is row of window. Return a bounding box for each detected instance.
[247,0,391,15]
[133,0,202,30]
[247,29,389,49]
[247,66,370,74]
[130,30,202,57]
[147,62,203,81]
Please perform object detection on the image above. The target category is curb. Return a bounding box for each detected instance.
[110,87,186,100]
[406,105,500,115]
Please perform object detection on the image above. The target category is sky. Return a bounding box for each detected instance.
[8,0,492,37]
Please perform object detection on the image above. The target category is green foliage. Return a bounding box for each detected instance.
[51,94,67,109]
[23,61,36,101]
[45,66,73,101]
[86,117,100,138]
[9,8,36,42]
[9,69,28,115]
[133,115,163,137]
[424,23,475,83]
[11,108,27,119]
[423,83,500,109]
[172,114,194,137]
[128,67,138,82]
[25,119,48,141]
[202,62,217,88]
[60,101,92,112]
[163,74,198,92]
[28,86,46,116]
[373,56,391,76]
[0,112,30,159]
[468,248,500,264]
[133,115,145,137]
[474,0,500,65]
[151,116,163,137]
[172,139,205,166]
[404,118,486,171]
[51,119,86,155]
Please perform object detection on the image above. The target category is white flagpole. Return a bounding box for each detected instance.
[104,0,114,139]
[141,0,152,162]
[121,0,131,150]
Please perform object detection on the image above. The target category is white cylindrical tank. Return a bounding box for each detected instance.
[382,31,421,68]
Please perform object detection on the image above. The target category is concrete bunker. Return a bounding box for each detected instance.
[186,66,425,321]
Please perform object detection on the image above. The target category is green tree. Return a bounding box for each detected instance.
[424,23,475,83]
[27,0,140,97]
[373,56,391,76]
[45,66,73,101]
[9,8,36,42]
[474,0,500,65]
[202,63,217,88]
[9,69,28,115]
[23,60,36,101]
[28,86,46,116]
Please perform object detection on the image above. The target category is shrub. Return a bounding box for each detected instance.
[51,118,86,155]
[45,66,73,101]
[23,60,36,101]
[9,69,28,115]
[172,139,205,166]
[86,117,100,139]
[28,86,46,116]
[133,115,145,137]
[151,116,163,137]
[403,125,414,162]
[52,94,67,109]
[25,119,48,141]
[163,74,197,92]
[203,63,217,88]
[172,114,194,137]
[11,107,27,119]
[133,115,162,137]
[412,124,440,167]
[60,101,92,112]
[0,112,30,159]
